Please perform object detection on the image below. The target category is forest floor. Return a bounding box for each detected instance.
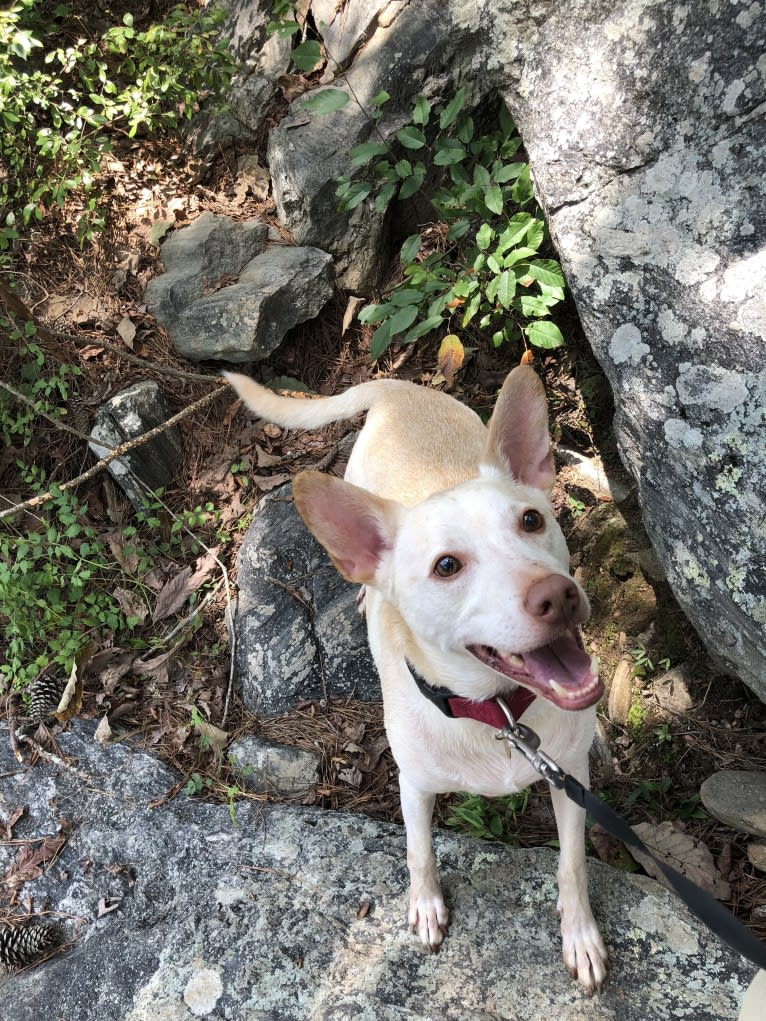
[2,120,765,941]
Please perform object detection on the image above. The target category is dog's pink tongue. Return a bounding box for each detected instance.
[523,633,592,688]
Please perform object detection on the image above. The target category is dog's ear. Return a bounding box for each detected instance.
[482,365,555,491]
[293,471,400,585]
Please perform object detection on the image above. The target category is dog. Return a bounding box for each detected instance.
[224,364,608,991]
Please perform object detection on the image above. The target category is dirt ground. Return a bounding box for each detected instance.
[2,119,765,948]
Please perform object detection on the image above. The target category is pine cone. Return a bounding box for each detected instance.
[0,923,58,967]
[27,675,66,723]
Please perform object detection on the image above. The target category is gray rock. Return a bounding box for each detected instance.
[169,244,335,363]
[193,2,291,152]
[267,1,489,291]
[0,722,756,1020]
[228,735,321,793]
[145,212,334,362]
[145,211,269,316]
[498,1,766,700]
[700,770,766,839]
[88,381,181,511]
[233,484,378,714]
[648,665,694,718]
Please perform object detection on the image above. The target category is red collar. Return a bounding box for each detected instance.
[407,661,536,728]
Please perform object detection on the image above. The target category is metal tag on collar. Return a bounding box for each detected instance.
[493,695,566,789]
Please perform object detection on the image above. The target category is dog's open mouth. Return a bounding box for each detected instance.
[467,629,604,710]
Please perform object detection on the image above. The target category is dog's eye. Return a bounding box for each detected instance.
[433,555,462,578]
[521,509,544,533]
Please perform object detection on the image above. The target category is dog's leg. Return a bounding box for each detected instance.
[399,772,448,950]
[550,767,608,992]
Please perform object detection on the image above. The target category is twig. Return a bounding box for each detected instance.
[0,386,227,521]
[15,735,93,783]
[127,476,237,727]
[160,576,225,645]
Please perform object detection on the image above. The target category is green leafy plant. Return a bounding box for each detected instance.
[653,723,673,745]
[0,319,81,446]
[0,0,236,253]
[567,495,587,519]
[445,791,529,843]
[630,642,655,678]
[336,92,566,360]
[0,475,142,690]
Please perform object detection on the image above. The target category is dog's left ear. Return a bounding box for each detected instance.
[482,365,555,491]
[292,471,400,585]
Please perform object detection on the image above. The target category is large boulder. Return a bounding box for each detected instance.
[497,0,766,700]
[1,722,757,1020]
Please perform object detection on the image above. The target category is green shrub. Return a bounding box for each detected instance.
[0,474,140,690]
[0,0,236,252]
[335,92,567,359]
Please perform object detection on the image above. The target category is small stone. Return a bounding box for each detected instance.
[607,656,634,725]
[699,770,766,838]
[228,736,321,794]
[648,665,693,718]
[746,843,766,872]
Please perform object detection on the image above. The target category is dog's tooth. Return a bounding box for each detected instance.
[549,678,575,700]
[589,654,600,677]
[507,654,524,667]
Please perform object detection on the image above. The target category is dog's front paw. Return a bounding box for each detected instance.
[408,886,448,952]
[558,909,608,993]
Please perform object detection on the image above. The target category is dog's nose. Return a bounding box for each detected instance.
[525,574,583,627]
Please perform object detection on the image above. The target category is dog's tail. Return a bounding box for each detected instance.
[222,371,401,430]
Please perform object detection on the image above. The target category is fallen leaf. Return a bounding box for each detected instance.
[255,472,291,492]
[337,765,363,788]
[97,897,122,917]
[93,715,113,745]
[55,661,82,722]
[437,333,464,387]
[106,533,139,574]
[255,446,281,468]
[1,806,26,841]
[152,547,220,623]
[150,219,174,245]
[192,717,229,756]
[116,316,136,348]
[631,820,731,899]
[3,833,67,893]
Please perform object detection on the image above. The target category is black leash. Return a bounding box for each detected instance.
[493,696,766,972]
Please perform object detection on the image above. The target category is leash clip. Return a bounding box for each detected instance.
[494,695,566,790]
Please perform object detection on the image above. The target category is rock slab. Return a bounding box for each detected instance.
[0,722,756,1020]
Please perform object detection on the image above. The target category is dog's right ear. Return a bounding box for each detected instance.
[292,471,400,585]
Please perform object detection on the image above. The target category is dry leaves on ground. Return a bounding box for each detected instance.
[631,820,731,899]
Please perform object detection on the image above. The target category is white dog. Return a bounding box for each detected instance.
[224,365,608,991]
